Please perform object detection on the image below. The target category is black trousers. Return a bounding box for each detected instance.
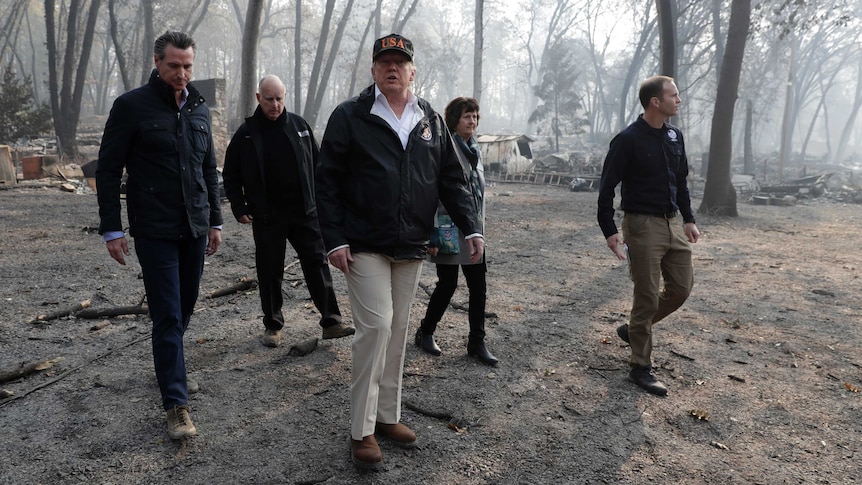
[420,262,487,342]
[252,212,341,330]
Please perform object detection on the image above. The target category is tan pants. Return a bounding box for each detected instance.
[345,252,423,440]
[622,213,693,368]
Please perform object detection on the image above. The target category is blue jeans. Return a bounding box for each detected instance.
[134,236,207,410]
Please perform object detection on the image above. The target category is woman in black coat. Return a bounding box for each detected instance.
[415,97,498,366]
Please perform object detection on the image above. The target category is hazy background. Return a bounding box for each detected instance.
[2,0,861,172]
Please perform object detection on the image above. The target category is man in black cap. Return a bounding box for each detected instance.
[316,33,483,470]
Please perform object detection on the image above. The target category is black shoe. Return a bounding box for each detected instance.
[616,324,630,343]
[629,366,667,396]
[467,341,498,366]
[414,328,441,356]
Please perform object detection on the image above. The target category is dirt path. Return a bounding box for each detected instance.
[0,182,859,484]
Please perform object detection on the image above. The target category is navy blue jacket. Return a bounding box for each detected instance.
[597,115,695,238]
[97,70,222,239]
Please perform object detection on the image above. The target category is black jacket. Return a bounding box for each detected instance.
[222,106,319,222]
[96,69,222,239]
[316,84,480,260]
[597,115,695,238]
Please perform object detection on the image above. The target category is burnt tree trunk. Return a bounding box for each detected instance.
[655,0,676,78]
[699,0,751,217]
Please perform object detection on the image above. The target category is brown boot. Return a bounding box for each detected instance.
[349,435,383,470]
[375,422,418,449]
[165,405,197,440]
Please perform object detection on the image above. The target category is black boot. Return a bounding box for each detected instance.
[414,327,441,356]
[467,340,498,366]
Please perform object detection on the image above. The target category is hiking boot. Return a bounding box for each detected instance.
[165,405,197,440]
[322,322,355,339]
[616,324,630,344]
[629,366,668,396]
[261,328,282,347]
[375,422,418,449]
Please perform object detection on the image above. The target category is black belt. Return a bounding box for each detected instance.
[630,211,678,219]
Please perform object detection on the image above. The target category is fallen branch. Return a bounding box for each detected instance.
[0,333,150,409]
[0,357,64,384]
[670,350,695,361]
[207,276,257,299]
[403,399,453,420]
[30,299,91,324]
[76,305,149,319]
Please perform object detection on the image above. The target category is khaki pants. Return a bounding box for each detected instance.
[345,252,423,440]
[622,213,693,368]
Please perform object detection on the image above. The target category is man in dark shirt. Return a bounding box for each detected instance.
[597,75,700,396]
[223,75,353,348]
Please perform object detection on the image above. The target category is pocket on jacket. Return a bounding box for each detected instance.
[190,123,210,154]
[139,120,174,154]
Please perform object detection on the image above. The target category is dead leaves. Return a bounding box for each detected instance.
[447,421,468,435]
[689,409,710,421]
[845,382,860,393]
[33,357,63,371]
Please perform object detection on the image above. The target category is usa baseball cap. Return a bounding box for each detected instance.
[372,33,414,61]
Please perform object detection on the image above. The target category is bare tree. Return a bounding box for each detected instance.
[617,2,657,130]
[710,0,724,81]
[239,0,264,120]
[293,0,301,111]
[0,1,28,68]
[182,0,212,37]
[760,0,856,180]
[301,0,335,121]
[44,0,103,160]
[699,0,751,216]
[302,0,356,126]
[507,0,581,133]
[655,0,675,77]
[473,0,483,102]
[832,53,862,164]
[391,0,419,33]
[107,0,132,91]
[140,0,153,85]
[348,13,375,97]
[88,30,116,115]
[743,99,753,174]
[308,0,356,126]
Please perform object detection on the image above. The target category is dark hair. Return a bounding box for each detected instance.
[154,31,196,60]
[638,75,674,109]
[444,97,480,133]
